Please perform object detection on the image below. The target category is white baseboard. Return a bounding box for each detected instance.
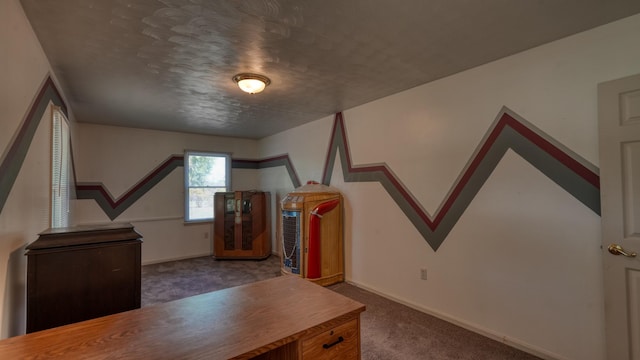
[143,252,281,266]
[345,279,567,360]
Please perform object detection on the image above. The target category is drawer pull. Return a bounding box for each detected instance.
[322,336,344,349]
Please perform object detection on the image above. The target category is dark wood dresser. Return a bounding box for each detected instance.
[25,223,142,333]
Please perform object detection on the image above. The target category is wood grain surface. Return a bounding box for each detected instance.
[0,275,365,359]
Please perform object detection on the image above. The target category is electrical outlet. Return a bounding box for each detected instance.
[204,232,209,239]
[420,268,428,280]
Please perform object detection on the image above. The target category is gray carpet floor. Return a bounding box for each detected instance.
[142,256,541,360]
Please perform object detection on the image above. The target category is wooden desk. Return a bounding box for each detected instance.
[0,276,365,359]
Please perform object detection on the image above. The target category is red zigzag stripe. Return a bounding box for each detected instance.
[321,110,600,250]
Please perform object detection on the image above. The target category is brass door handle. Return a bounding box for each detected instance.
[608,244,637,258]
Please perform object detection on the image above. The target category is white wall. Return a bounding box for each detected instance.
[258,14,640,360]
[73,123,260,264]
[0,0,70,338]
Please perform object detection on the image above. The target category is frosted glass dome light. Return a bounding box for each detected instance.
[233,73,271,94]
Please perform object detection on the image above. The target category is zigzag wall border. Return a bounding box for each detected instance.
[1,73,601,250]
[0,74,302,219]
[232,155,301,188]
[0,76,67,214]
[322,109,600,251]
[75,154,301,220]
[76,155,185,220]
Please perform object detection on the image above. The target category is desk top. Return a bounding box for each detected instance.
[0,276,365,359]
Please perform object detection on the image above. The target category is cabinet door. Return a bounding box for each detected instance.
[27,242,141,333]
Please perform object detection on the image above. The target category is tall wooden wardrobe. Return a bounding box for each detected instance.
[213,191,270,259]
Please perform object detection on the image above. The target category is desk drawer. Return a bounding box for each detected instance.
[302,318,359,360]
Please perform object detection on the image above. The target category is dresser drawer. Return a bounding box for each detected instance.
[301,318,359,360]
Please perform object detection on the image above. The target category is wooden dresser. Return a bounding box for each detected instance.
[0,275,365,359]
[25,223,142,333]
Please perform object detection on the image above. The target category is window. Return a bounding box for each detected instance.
[51,106,70,228]
[184,151,230,222]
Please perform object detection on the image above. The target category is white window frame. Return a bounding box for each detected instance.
[51,106,71,228]
[184,151,231,222]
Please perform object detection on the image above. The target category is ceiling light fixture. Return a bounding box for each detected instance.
[232,73,271,94]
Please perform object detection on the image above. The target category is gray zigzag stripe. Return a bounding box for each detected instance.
[76,155,300,220]
[233,157,301,188]
[322,109,600,251]
[76,157,184,220]
[0,77,66,214]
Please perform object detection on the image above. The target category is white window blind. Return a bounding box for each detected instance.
[51,106,70,228]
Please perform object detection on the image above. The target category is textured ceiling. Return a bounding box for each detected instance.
[20,0,640,139]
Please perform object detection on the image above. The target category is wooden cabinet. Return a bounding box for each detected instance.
[25,223,142,333]
[214,191,271,259]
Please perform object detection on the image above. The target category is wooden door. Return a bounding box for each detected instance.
[599,73,640,360]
